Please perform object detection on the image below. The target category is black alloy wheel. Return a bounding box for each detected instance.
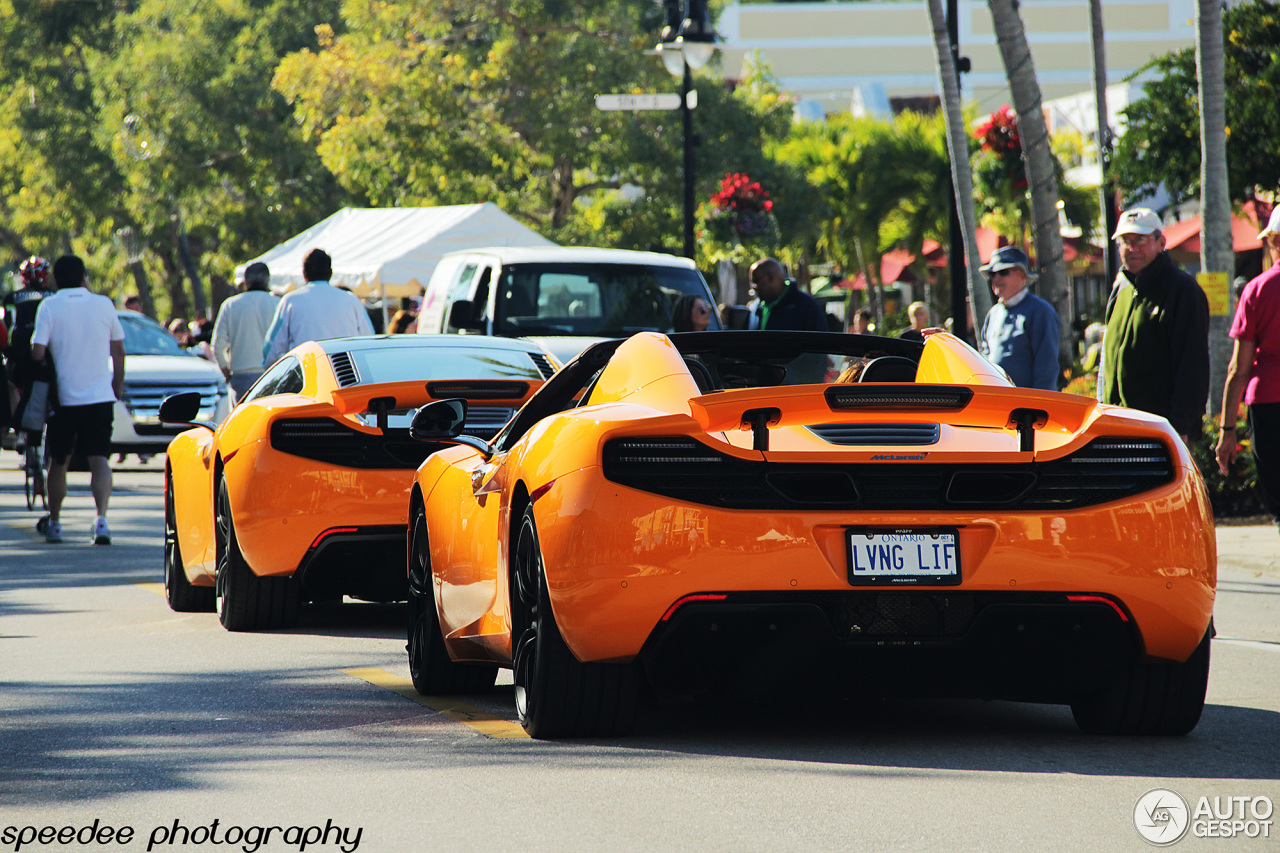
[214,478,299,631]
[164,471,214,612]
[510,505,638,739]
[406,504,498,695]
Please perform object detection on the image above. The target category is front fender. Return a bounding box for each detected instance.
[167,427,217,583]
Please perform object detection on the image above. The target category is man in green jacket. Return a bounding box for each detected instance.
[1101,207,1210,444]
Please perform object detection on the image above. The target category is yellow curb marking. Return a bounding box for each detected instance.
[343,667,529,739]
[134,582,166,596]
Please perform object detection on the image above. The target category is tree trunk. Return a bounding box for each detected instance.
[1197,0,1234,420]
[128,261,155,320]
[987,0,1070,377]
[161,251,190,325]
[1089,0,1119,284]
[925,0,990,324]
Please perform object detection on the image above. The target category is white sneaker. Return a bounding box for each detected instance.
[93,517,111,545]
[41,516,62,543]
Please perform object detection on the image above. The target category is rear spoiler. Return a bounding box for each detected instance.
[689,383,1099,452]
[330,380,536,416]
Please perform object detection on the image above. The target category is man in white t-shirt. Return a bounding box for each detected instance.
[30,255,126,544]
[261,248,375,367]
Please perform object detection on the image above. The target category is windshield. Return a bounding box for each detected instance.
[492,262,719,337]
[346,345,547,384]
[120,313,190,357]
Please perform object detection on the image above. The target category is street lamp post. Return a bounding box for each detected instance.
[655,0,717,260]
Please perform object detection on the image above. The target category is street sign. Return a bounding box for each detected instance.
[595,93,681,111]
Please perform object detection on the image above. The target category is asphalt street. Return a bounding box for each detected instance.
[1,455,1278,853]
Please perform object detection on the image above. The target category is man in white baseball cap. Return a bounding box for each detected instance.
[1101,206,1210,444]
[1257,205,1280,241]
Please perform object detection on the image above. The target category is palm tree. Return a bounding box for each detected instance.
[1197,0,1233,418]
[986,0,1069,368]
[925,0,990,323]
[1089,0,1118,283]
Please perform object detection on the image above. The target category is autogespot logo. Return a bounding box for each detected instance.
[1135,788,1191,846]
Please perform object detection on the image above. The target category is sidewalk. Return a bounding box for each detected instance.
[1215,518,1280,579]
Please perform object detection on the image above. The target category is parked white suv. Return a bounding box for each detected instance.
[416,246,720,363]
[112,311,230,453]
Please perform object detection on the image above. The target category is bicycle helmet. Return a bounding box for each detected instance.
[18,256,51,286]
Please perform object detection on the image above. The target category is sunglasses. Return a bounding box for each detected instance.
[989,268,1017,278]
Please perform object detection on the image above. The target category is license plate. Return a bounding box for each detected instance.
[846,528,961,585]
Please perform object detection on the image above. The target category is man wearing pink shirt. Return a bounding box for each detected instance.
[1216,207,1280,529]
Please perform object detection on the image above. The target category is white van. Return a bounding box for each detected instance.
[416,246,721,363]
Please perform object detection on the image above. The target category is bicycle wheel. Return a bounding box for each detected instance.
[24,447,46,511]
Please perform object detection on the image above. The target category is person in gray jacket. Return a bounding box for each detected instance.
[212,261,278,401]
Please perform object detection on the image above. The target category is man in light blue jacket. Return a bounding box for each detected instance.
[979,246,1061,391]
[262,248,375,367]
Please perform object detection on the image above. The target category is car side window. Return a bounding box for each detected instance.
[274,363,306,396]
[240,357,300,403]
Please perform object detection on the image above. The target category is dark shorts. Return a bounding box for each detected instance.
[46,401,115,462]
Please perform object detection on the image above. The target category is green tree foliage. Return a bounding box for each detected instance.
[0,0,123,258]
[772,110,952,317]
[273,3,805,257]
[973,105,1099,244]
[275,0,667,235]
[1113,0,1280,205]
[89,0,346,317]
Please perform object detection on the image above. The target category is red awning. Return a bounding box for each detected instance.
[1162,214,1263,254]
[840,248,916,290]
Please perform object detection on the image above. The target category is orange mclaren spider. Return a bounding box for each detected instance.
[405,331,1215,739]
[159,334,554,631]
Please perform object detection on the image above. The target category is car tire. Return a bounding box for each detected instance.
[511,505,638,739]
[215,478,300,632]
[164,472,214,612]
[406,504,498,694]
[1070,625,1211,736]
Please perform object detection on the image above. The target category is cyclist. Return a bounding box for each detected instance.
[4,255,57,444]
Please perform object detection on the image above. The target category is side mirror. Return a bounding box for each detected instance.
[158,391,213,431]
[448,299,482,331]
[410,399,467,439]
[409,399,491,459]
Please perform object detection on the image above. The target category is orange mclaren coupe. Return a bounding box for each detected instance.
[405,331,1215,739]
[160,334,555,631]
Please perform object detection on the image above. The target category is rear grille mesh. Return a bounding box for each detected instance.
[463,406,516,439]
[808,422,940,445]
[602,436,1175,511]
[271,418,448,469]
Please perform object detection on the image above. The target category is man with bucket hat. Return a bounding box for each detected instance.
[1101,207,1210,444]
[978,245,1061,390]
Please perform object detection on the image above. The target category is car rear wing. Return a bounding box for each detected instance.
[330,380,539,428]
[688,383,1101,452]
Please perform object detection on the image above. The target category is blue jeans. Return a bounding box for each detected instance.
[1248,401,1280,519]
[229,370,263,402]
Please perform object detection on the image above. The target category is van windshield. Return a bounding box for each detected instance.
[492,262,720,337]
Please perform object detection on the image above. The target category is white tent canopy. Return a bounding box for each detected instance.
[234,203,555,301]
